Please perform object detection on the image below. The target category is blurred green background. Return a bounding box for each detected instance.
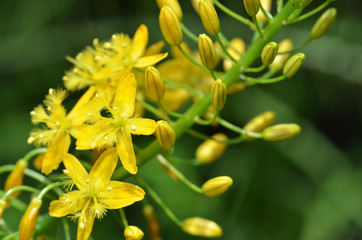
[1,0,362,239]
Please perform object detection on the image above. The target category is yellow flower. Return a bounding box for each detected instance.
[49,148,145,240]
[28,87,102,175]
[96,24,168,72]
[76,72,156,174]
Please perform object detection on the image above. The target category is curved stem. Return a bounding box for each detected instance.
[22,148,47,163]
[259,0,273,22]
[287,0,331,24]
[216,34,237,62]
[119,208,129,228]
[277,38,312,54]
[1,186,39,201]
[137,99,169,120]
[244,65,266,73]
[177,46,209,72]
[158,102,184,119]
[252,16,264,39]
[243,75,285,85]
[38,182,63,199]
[213,0,255,28]
[62,219,71,240]
[180,23,198,43]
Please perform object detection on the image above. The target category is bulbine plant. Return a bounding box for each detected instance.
[0,0,337,239]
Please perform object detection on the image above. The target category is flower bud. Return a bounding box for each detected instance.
[196,133,228,165]
[159,6,183,46]
[199,0,220,36]
[282,53,305,78]
[198,34,218,70]
[256,0,271,23]
[19,197,42,240]
[156,0,183,20]
[202,176,233,197]
[182,217,223,237]
[262,123,301,141]
[243,111,275,140]
[155,120,176,150]
[145,67,165,102]
[269,39,293,72]
[261,42,279,66]
[33,153,45,171]
[192,0,214,14]
[310,8,337,39]
[243,0,260,17]
[4,159,28,206]
[0,199,5,220]
[211,79,227,112]
[124,225,144,240]
[143,205,161,240]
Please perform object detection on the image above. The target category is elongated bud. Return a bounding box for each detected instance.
[261,42,279,66]
[0,199,5,220]
[256,0,271,23]
[143,205,162,240]
[155,120,176,150]
[283,53,305,78]
[243,0,260,17]
[196,133,228,165]
[199,0,220,36]
[156,0,183,20]
[145,67,165,102]
[262,123,301,141]
[159,6,183,46]
[4,159,28,206]
[33,153,45,171]
[202,176,233,197]
[19,197,42,240]
[211,79,227,112]
[269,39,293,72]
[243,111,275,140]
[198,34,218,70]
[192,0,214,14]
[182,217,223,237]
[310,8,337,39]
[124,225,144,240]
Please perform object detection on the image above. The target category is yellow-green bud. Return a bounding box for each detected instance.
[196,133,228,165]
[124,225,144,240]
[261,42,279,66]
[192,0,214,14]
[159,6,183,46]
[0,199,5,220]
[145,67,165,102]
[283,53,305,78]
[199,0,220,36]
[211,79,227,112]
[269,39,293,72]
[310,8,337,39]
[155,120,176,150]
[4,159,28,207]
[243,111,275,140]
[262,123,301,141]
[243,0,260,17]
[182,217,223,238]
[198,34,218,70]
[156,0,183,20]
[202,176,233,197]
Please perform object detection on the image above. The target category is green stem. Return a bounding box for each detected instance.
[156,154,203,194]
[38,182,63,199]
[215,117,263,139]
[114,1,298,180]
[252,16,264,39]
[218,32,242,57]
[213,0,255,28]
[62,219,71,240]
[22,148,47,163]
[158,102,184,119]
[244,65,266,73]
[119,208,129,228]
[167,155,200,166]
[278,38,312,54]
[187,128,246,145]
[180,23,199,43]
[135,176,183,228]
[278,0,284,12]
[137,100,169,121]
[1,186,39,201]
[259,0,273,22]
[243,75,285,85]
[0,190,26,211]
[210,70,218,80]
[287,0,331,24]
[177,46,209,72]
[216,34,237,62]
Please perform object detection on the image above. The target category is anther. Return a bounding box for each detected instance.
[107,187,112,191]
[131,125,137,131]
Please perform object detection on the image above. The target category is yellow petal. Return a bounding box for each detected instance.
[116,128,137,174]
[67,86,96,121]
[131,24,148,61]
[134,53,168,68]
[89,148,118,189]
[63,154,89,190]
[113,73,136,119]
[145,40,165,56]
[126,118,156,135]
[77,214,95,240]
[75,120,117,150]
[49,191,86,217]
[42,133,71,175]
[99,181,145,209]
